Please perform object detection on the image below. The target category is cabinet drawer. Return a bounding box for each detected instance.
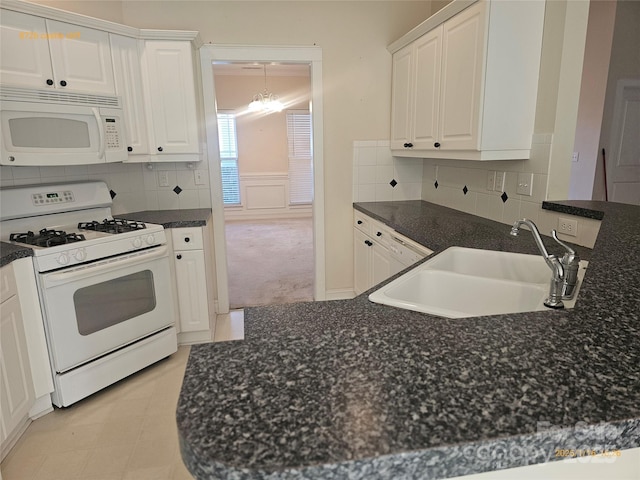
[370,219,393,248]
[171,227,203,251]
[354,211,372,235]
[0,263,17,304]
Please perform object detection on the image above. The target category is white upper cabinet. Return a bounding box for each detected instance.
[110,34,149,155]
[0,10,52,89]
[389,0,545,161]
[142,41,200,159]
[0,11,115,94]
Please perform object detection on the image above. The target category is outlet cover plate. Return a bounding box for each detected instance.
[558,217,578,237]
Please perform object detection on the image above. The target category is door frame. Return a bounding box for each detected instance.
[199,45,326,313]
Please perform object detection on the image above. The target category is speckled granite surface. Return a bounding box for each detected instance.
[118,208,211,228]
[542,200,605,220]
[0,241,33,267]
[178,200,640,479]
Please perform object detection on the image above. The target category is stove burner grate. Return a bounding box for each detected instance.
[10,229,86,248]
[78,218,147,234]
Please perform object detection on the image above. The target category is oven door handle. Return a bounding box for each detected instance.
[42,245,169,287]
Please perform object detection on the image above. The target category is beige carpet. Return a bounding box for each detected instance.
[225,218,314,309]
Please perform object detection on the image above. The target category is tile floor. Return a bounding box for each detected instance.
[0,311,245,480]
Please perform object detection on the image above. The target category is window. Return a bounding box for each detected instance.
[286,110,313,205]
[217,112,240,205]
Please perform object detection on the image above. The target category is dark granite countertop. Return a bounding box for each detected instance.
[178,200,640,480]
[118,208,211,228]
[0,241,33,267]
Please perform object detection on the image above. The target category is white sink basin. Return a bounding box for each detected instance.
[369,246,588,318]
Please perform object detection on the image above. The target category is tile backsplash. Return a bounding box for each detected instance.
[0,161,212,214]
[352,140,423,202]
[352,135,600,249]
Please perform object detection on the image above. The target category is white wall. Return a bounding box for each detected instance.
[592,0,640,201]
[569,0,616,200]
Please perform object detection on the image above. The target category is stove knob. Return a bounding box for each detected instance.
[146,234,155,245]
[132,237,142,248]
[58,253,69,265]
[74,249,87,261]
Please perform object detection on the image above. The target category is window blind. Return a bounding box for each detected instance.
[217,112,240,205]
[286,110,313,205]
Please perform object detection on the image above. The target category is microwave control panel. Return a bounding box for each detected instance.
[104,118,122,151]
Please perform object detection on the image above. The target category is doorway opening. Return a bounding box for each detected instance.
[199,46,325,314]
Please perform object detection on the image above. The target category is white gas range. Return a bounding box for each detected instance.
[0,181,178,407]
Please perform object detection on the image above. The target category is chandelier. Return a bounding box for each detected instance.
[248,64,283,113]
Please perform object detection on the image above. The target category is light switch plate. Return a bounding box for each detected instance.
[487,171,496,191]
[516,173,533,196]
[158,171,170,187]
[495,172,505,192]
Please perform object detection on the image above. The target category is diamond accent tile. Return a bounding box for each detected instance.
[109,189,117,199]
[434,180,439,189]
[389,179,398,188]
[501,192,509,203]
[173,186,183,195]
[463,185,468,195]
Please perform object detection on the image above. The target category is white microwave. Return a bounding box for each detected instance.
[0,87,128,166]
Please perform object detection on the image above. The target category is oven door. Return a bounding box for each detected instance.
[39,245,176,373]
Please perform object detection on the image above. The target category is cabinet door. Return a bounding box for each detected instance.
[0,295,35,446]
[354,228,371,295]
[371,242,391,288]
[0,10,54,89]
[144,41,199,155]
[412,26,442,150]
[110,34,148,155]
[439,2,486,151]
[46,20,115,94]
[174,250,210,332]
[390,44,413,150]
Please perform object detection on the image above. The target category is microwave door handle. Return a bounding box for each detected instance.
[92,107,106,160]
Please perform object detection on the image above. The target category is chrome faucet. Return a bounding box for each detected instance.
[510,219,580,309]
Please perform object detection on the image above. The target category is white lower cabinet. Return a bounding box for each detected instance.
[170,226,216,344]
[354,212,393,295]
[1,259,53,461]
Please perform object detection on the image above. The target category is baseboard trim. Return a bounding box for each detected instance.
[324,289,356,300]
[178,329,213,345]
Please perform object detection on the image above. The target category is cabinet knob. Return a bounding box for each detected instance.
[357,220,363,225]
[46,79,54,86]
[127,146,133,152]
[403,142,413,148]
[364,240,373,246]
[60,80,67,87]
[157,147,163,152]
[176,254,182,260]
[434,142,441,148]
[376,231,382,237]
[184,237,190,243]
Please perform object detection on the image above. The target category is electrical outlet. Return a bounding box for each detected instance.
[486,171,496,191]
[516,173,533,196]
[572,152,579,163]
[558,217,578,237]
[158,171,169,187]
[494,171,505,192]
[194,170,205,185]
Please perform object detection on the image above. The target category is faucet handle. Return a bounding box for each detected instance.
[551,229,580,265]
